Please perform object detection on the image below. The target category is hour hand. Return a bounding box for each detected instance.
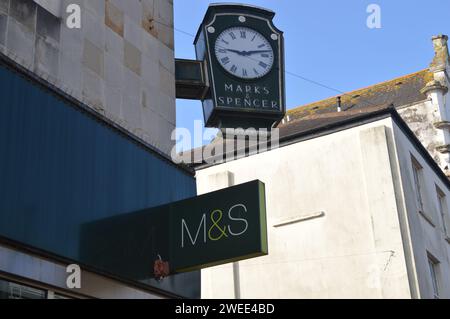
[225,48,245,55]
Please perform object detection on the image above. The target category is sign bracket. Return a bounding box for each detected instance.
[175,59,210,100]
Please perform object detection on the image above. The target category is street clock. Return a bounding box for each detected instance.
[194,4,286,130]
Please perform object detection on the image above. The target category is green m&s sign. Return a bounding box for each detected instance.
[181,203,250,247]
[81,180,268,281]
[173,180,268,272]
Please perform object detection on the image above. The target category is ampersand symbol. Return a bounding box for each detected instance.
[208,209,228,241]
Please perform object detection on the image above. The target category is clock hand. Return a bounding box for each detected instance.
[225,48,246,55]
[242,50,273,56]
[222,49,272,56]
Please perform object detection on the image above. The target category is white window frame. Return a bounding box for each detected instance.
[427,254,441,299]
[0,278,46,299]
[436,186,450,241]
[0,276,77,299]
[412,157,424,212]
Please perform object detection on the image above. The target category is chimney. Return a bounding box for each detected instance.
[430,34,449,72]
[337,96,342,112]
[425,35,450,177]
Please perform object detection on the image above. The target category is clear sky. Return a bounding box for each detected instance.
[174,0,450,149]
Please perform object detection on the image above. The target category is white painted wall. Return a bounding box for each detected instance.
[196,117,450,299]
[392,122,450,298]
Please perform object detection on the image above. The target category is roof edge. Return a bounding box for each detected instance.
[193,107,450,189]
[287,68,432,116]
[0,52,195,177]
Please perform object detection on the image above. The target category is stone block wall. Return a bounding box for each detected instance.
[0,0,176,155]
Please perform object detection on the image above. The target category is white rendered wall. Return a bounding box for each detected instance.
[392,122,450,299]
[196,117,450,299]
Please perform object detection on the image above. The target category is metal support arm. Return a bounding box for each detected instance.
[175,59,209,100]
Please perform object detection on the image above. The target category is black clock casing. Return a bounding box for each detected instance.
[194,4,286,130]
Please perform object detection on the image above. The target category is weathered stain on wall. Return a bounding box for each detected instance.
[142,0,158,39]
[105,0,123,37]
[398,101,444,167]
[430,35,450,71]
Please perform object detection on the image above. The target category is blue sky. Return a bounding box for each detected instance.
[174,0,450,148]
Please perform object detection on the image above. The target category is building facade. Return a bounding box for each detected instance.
[0,0,200,299]
[194,35,450,299]
[1,0,449,300]
[0,0,175,154]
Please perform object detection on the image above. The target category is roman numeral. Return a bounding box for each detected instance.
[230,65,237,73]
[240,31,246,39]
[221,57,230,65]
[258,44,266,48]
[261,54,270,58]
[259,61,268,69]
[218,48,227,54]
[229,32,236,40]
[251,34,256,41]
[222,39,229,45]
[242,69,248,77]
[253,68,259,75]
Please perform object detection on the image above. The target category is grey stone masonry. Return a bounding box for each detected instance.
[0,0,176,155]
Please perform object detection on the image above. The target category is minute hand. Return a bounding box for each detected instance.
[243,50,273,56]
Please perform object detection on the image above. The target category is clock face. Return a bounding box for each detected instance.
[214,27,274,80]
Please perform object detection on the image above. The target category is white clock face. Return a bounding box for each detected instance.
[214,27,275,80]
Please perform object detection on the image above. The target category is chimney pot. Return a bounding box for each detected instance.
[430,34,449,71]
[432,34,448,42]
[421,80,448,95]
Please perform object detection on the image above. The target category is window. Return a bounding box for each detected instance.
[436,187,450,239]
[33,0,62,18]
[412,158,425,213]
[0,278,76,299]
[427,254,441,299]
[0,279,46,299]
